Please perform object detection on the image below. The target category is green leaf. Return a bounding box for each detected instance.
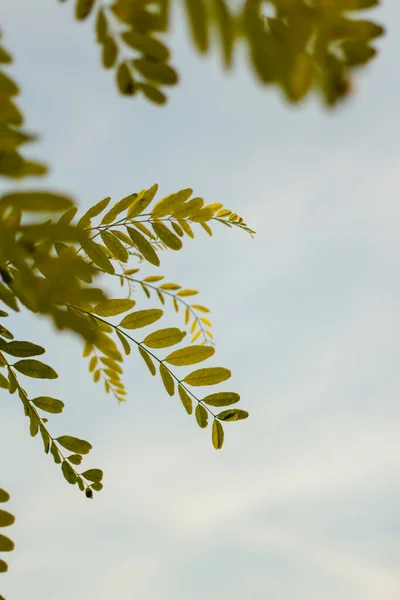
[0,490,10,503]
[127,184,158,218]
[78,197,111,227]
[164,345,215,366]
[152,221,183,250]
[139,83,167,106]
[50,442,61,464]
[0,191,74,212]
[0,559,8,573]
[127,226,160,266]
[3,341,45,358]
[159,363,175,396]
[77,477,85,492]
[32,396,65,414]
[101,194,137,225]
[178,384,192,415]
[116,62,136,95]
[152,188,192,219]
[91,482,103,492]
[120,308,163,329]
[102,37,118,68]
[57,435,92,455]
[81,469,103,483]
[202,392,240,407]
[14,360,58,379]
[212,419,224,449]
[40,425,50,454]
[195,404,208,428]
[93,298,136,317]
[116,329,131,355]
[138,346,156,375]
[184,0,209,54]
[184,367,231,387]
[121,31,170,61]
[142,328,186,349]
[62,460,77,485]
[217,409,249,422]
[80,238,115,274]
[100,231,129,262]
[0,372,9,389]
[0,533,14,552]
[75,0,95,20]
[0,510,15,527]
[68,454,82,465]
[132,59,178,85]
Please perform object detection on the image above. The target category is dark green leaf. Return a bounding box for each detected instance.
[3,340,45,357]
[14,360,58,379]
[62,460,77,485]
[57,435,92,455]
[81,469,103,483]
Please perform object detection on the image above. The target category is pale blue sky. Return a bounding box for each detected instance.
[1,2,400,599]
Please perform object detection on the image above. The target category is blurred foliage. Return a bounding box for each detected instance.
[64,0,384,106]
[1,0,385,595]
[0,29,253,594]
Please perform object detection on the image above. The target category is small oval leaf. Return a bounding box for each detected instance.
[184,367,231,387]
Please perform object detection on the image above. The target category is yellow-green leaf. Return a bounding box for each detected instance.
[116,329,131,355]
[0,191,73,212]
[132,59,178,85]
[3,341,45,358]
[0,558,8,572]
[152,188,192,219]
[75,0,95,20]
[184,0,209,54]
[202,392,240,407]
[178,384,193,414]
[212,419,224,449]
[127,226,160,266]
[101,194,136,224]
[0,490,10,503]
[195,404,208,428]
[57,435,92,455]
[102,36,118,68]
[184,367,231,387]
[177,289,198,297]
[78,197,111,228]
[159,363,175,396]
[217,409,249,421]
[138,346,156,375]
[0,510,15,527]
[121,31,170,61]
[14,360,58,379]
[62,460,77,485]
[32,396,65,414]
[93,298,136,317]
[0,533,14,551]
[81,469,103,483]
[152,221,183,250]
[164,345,215,366]
[142,328,186,349]
[120,309,163,329]
[139,83,167,106]
[0,373,8,389]
[116,62,136,95]
[127,184,158,218]
[80,238,115,274]
[100,230,129,262]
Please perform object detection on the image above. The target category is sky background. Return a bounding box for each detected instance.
[1,1,400,599]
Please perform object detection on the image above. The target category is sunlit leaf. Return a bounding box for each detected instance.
[127,226,160,266]
[120,309,163,329]
[212,419,224,449]
[138,346,156,375]
[217,409,249,421]
[159,363,175,396]
[184,367,231,387]
[93,298,136,317]
[164,345,215,366]
[0,191,73,212]
[202,392,240,407]
[195,404,208,428]
[142,327,186,349]
[178,384,192,414]
[32,396,64,414]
